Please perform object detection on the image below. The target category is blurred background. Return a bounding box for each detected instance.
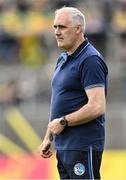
[0,0,126,179]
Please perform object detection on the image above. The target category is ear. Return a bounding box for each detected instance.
[76,25,82,34]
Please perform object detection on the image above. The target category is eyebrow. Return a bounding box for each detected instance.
[53,25,68,28]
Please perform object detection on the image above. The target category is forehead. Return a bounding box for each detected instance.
[54,10,72,26]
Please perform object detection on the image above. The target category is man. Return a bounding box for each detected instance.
[39,7,108,179]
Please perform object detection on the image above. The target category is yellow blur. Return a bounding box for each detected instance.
[5,107,42,154]
[101,150,126,179]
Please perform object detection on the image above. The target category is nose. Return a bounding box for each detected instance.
[55,27,61,36]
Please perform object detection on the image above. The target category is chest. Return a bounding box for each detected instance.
[52,58,82,91]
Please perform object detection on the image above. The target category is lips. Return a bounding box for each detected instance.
[57,39,63,41]
[56,37,64,40]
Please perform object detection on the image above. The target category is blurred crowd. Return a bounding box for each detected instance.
[0,0,126,105]
[0,0,126,65]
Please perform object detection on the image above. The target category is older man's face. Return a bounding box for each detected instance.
[54,11,79,52]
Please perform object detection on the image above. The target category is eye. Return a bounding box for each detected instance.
[59,25,67,29]
[53,25,67,30]
[53,25,57,29]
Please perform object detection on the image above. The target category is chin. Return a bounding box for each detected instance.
[57,43,64,48]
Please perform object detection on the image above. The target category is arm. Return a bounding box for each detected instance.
[38,127,53,158]
[48,86,105,134]
[65,86,105,126]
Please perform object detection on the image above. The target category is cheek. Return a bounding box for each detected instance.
[67,34,76,43]
[66,30,76,39]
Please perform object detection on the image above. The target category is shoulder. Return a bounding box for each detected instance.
[81,43,104,60]
[79,55,108,75]
[78,43,107,69]
[77,42,103,65]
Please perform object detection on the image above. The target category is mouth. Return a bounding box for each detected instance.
[57,39,63,42]
[56,37,64,41]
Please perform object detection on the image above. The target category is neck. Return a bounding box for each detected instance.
[67,36,85,55]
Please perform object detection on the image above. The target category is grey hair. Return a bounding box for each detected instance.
[55,7,86,32]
